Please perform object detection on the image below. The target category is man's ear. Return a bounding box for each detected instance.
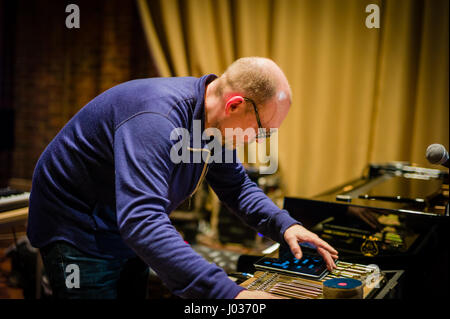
[225,96,244,115]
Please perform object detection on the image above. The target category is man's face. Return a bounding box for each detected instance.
[217,92,291,149]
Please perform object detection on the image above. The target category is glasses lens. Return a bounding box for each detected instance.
[244,97,273,140]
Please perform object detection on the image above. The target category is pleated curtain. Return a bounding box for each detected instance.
[136,0,449,197]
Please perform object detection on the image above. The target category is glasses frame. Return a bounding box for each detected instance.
[243,97,272,140]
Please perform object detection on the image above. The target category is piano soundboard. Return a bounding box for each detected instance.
[240,260,385,299]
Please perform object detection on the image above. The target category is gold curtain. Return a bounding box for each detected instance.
[136,0,449,197]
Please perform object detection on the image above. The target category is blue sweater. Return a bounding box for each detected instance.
[27,74,300,299]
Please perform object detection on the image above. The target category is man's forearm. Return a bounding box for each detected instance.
[207,162,300,243]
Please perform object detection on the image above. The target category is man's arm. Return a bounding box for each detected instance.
[206,151,338,270]
[114,113,244,298]
[205,151,300,243]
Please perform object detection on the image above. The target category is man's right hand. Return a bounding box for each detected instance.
[235,289,283,299]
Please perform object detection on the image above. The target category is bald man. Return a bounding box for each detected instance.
[28,57,338,299]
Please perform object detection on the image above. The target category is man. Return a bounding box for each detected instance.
[28,57,338,299]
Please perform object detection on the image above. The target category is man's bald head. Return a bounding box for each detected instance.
[216,57,291,106]
[204,57,292,147]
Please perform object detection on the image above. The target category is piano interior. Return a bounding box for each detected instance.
[280,163,449,299]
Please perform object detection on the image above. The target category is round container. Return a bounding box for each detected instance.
[323,278,363,299]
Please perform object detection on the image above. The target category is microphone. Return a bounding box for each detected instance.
[426,144,449,168]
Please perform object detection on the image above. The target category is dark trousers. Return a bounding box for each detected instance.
[40,241,149,299]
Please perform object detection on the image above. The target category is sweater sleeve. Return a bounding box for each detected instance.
[205,150,301,244]
[114,113,244,299]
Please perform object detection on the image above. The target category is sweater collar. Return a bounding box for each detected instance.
[193,73,218,130]
[189,74,218,150]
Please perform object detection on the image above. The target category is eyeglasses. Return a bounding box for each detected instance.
[243,97,272,140]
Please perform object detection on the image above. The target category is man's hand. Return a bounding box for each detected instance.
[235,290,283,299]
[283,224,338,271]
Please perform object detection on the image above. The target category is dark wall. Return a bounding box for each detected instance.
[0,0,17,187]
[0,0,159,187]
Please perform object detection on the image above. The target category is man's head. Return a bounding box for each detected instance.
[205,57,292,148]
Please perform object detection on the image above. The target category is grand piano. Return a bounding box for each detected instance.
[283,162,449,298]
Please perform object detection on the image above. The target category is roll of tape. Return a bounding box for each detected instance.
[323,278,363,299]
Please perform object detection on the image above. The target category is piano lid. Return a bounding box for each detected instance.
[284,163,449,227]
